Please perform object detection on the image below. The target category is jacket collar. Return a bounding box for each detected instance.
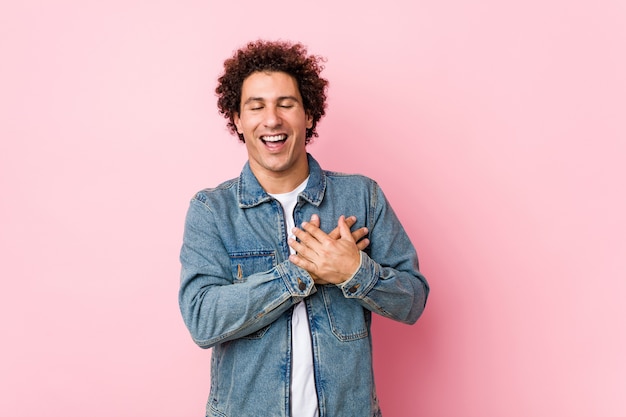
[238,153,326,208]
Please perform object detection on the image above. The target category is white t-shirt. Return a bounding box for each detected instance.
[269,178,319,417]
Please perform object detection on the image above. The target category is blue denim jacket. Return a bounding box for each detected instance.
[179,154,429,417]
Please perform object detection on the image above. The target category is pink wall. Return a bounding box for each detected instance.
[1,1,625,416]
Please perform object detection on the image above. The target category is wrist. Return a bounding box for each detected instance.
[337,251,363,288]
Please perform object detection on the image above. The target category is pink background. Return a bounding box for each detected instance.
[1,1,625,416]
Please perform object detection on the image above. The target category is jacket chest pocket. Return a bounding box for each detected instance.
[322,286,370,341]
[228,251,276,283]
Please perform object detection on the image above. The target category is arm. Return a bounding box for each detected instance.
[179,198,314,349]
[179,199,371,348]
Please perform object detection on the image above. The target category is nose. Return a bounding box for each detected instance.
[263,106,282,128]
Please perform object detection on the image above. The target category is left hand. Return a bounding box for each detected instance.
[288,215,361,285]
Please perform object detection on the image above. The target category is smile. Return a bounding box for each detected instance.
[261,134,287,144]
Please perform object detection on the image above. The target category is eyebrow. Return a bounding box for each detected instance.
[242,95,301,105]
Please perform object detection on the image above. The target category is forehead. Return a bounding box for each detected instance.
[240,71,301,100]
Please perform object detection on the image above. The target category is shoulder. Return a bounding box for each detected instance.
[190,177,238,207]
[321,170,391,212]
[323,170,380,189]
[321,170,387,208]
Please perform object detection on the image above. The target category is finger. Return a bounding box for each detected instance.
[338,215,356,242]
[291,226,320,248]
[288,237,316,259]
[289,253,317,274]
[351,225,369,250]
[299,220,332,243]
[350,226,369,243]
[329,216,356,240]
[309,213,320,228]
[356,237,370,251]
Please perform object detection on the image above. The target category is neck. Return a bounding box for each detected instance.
[252,164,309,194]
[248,153,309,194]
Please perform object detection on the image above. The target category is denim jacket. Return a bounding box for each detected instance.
[179,154,429,417]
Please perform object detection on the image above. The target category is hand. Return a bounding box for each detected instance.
[306,214,369,284]
[288,215,365,285]
[323,215,370,252]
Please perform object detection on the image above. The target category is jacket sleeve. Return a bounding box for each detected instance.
[178,197,316,349]
[337,182,429,324]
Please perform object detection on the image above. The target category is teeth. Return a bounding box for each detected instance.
[262,135,287,142]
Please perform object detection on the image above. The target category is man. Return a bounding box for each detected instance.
[179,40,429,417]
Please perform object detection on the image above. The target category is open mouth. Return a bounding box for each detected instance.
[261,134,287,144]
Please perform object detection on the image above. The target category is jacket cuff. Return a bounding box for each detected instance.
[337,251,377,298]
[277,261,317,298]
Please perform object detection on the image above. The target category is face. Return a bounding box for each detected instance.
[234,71,313,190]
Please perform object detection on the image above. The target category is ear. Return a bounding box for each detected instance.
[305,112,313,130]
[233,112,244,134]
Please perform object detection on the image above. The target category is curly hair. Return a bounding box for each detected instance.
[216,40,328,144]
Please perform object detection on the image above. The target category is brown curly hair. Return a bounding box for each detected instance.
[216,40,328,144]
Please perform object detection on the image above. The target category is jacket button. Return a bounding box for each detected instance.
[348,284,360,293]
[298,278,306,291]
